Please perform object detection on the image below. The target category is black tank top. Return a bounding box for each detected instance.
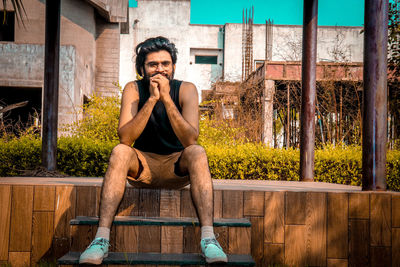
[133,79,184,154]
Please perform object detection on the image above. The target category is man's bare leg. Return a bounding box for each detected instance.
[98,143,140,229]
[79,144,140,264]
[178,144,213,226]
[178,144,227,263]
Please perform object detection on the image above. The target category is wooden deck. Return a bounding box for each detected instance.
[0,177,399,266]
[0,177,364,191]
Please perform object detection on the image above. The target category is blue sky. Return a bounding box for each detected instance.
[128,0,364,27]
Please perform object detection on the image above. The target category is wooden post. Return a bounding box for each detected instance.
[362,0,389,190]
[286,85,290,149]
[300,0,318,181]
[42,0,61,171]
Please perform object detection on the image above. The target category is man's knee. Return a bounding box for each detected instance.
[109,144,135,166]
[182,144,207,161]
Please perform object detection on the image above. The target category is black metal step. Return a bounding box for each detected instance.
[57,252,255,266]
[70,216,251,227]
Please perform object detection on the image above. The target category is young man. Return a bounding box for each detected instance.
[79,37,227,264]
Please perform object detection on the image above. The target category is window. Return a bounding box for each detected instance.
[195,55,218,64]
[0,11,15,41]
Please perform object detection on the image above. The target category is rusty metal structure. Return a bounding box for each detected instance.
[300,0,318,182]
[362,0,389,190]
[242,6,254,81]
[265,19,273,61]
[42,0,61,171]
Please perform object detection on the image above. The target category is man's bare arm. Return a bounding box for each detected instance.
[161,81,199,147]
[117,82,158,146]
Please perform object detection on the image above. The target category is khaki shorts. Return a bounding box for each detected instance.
[127,148,190,189]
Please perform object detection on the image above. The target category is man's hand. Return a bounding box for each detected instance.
[149,78,160,101]
[150,74,171,102]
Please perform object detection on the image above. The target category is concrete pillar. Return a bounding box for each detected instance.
[262,79,275,146]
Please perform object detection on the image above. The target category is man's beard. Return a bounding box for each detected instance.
[142,69,174,84]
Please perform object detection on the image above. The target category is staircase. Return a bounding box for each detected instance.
[57,188,256,266]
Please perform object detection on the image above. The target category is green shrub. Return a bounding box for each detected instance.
[206,143,400,191]
[198,115,246,147]
[0,136,117,177]
[0,135,41,176]
[62,92,121,141]
[0,137,398,191]
[56,137,117,176]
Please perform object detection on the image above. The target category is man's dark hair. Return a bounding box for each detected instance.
[135,36,178,77]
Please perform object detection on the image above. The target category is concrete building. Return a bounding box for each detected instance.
[119,0,223,97]
[0,0,127,129]
[1,0,364,135]
[120,0,363,100]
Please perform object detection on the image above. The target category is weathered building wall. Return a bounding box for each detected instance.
[59,0,97,104]
[0,44,76,127]
[5,0,98,104]
[120,0,363,99]
[95,18,120,97]
[119,0,223,97]
[224,24,364,82]
[0,0,121,128]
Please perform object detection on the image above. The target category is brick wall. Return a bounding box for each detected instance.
[95,16,120,97]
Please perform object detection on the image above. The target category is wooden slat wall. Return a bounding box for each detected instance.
[305,192,327,266]
[9,186,34,252]
[0,184,399,267]
[327,193,348,260]
[160,189,182,258]
[0,186,11,261]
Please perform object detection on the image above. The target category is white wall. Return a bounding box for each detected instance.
[119,0,222,97]
[120,0,364,97]
[224,24,364,82]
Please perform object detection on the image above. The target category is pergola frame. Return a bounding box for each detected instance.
[299,0,389,191]
[41,0,390,191]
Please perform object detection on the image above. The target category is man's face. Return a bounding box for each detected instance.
[143,50,175,81]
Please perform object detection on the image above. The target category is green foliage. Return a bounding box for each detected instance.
[0,135,41,176]
[388,0,400,80]
[56,137,117,176]
[387,149,400,191]
[0,136,117,177]
[63,92,121,142]
[198,115,247,147]
[0,136,399,191]
[206,143,400,191]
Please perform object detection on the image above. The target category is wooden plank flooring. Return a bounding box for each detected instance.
[223,190,243,218]
[285,192,306,224]
[0,185,11,261]
[0,179,398,267]
[244,191,264,216]
[31,211,54,264]
[9,186,34,252]
[264,191,284,243]
[370,193,391,246]
[327,193,348,259]
[349,219,369,266]
[34,185,55,211]
[305,192,327,266]
[54,186,76,238]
